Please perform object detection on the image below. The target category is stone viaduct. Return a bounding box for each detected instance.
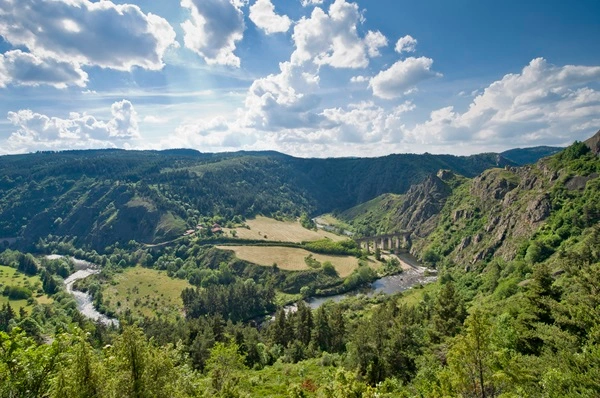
[354,231,411,252]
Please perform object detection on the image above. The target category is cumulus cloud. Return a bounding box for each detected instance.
[395,35,417,53]
[107,100,139,138]
[350,75,369,83]
[244,0,391,134]
[408,58,600,146]
[245,61,323,130]
[300,0,323,6]
[0,50,88,88]
[321,101,414,143]
[168,115,257,151]
[365,31,388,57]
[291,0,375,68]
[0,0,177,72]
[5,100,140,153]
[250,0,292,34]
[181,0,245,67]
[370,57,442,99]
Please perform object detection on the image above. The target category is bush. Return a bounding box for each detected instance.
[303,239,359,256]
[322,261,338,277]
[3,285,33,300]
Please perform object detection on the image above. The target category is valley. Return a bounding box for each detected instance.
[0,136,598,397]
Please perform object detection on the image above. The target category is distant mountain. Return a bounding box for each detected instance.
[0,149,512,249]
[500,146,564,165]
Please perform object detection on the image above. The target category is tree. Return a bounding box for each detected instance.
[447,308,495,398]
[205,341,246,394]
[105,325,179,398]
[17,253,38,275]
[432,281,466,340]
[0,328,62,397]
[374,248,382,261]
[51,331,104,398]
[295,301,313,346]
[311,306,332,352]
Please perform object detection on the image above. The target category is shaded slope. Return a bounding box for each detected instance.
[0,149,512,249]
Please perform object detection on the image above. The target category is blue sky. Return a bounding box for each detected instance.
[1,0,599,157]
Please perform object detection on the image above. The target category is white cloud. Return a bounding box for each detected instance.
[291,0,374,68]
[408,58,600,147]
[245,61,323,130]
[0,50,88,88]
[365,31,388,57]
[350,75,368,83]
[5,100,140,153]
[321,101,414,143]
[107,100,139,138]
[250,0,292,34]
[168,115,257,151]
[0,0,177,72]
[395,35,417,53]
[300,0,323,6]
[371,57,441,99]
[181,0,245,67]
[243,0,390,134]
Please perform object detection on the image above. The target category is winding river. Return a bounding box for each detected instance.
[51,252,434,325]
[285,253,437,313]
[48,255,119,327]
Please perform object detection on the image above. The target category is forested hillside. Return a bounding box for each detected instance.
[0,149,514,249]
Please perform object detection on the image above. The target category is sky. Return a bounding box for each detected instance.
[1,0,599,158]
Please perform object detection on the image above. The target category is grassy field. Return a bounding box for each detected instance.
[102,266,191,319]
[224,216,344,243]
[0,265,53,312]
[396,281,439,307]
[217,246,382,277]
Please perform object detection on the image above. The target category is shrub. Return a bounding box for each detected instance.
[3,285,33,300]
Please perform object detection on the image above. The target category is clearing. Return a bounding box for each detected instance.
[0,265,53,312]
[223,216,344,242]
[102,266,191,319]
[217,245,383,277]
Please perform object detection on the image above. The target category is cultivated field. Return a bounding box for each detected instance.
[102,266,191,319]
[0,265,53,312]
[217,245,383,277]
[224,216,344,242]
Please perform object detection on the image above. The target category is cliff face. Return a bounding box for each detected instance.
[386,173,452,237]
[443,165,556,264]
[411,140,600,267]
[584,130,600,155]
[339,171,456,238]
[343,133,600,269]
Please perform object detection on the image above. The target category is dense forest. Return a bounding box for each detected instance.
[0,137,598,397]
[0,147,540,250]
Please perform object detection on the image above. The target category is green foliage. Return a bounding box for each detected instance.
[432,281,466,340]
[557,140,591,162]
[304,254,321,269]
[206,341,247,394]
[2,285,32,300]
[182,279,275,322]
[0,328,63,397]
[303,239,359,256]
[321,261,338,277]
[299,213,316,230]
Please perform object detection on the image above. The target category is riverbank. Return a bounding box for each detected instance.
[49,255,119,327]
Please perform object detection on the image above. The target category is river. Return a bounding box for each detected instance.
[283,253,437,314]
[49,255,119,327]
